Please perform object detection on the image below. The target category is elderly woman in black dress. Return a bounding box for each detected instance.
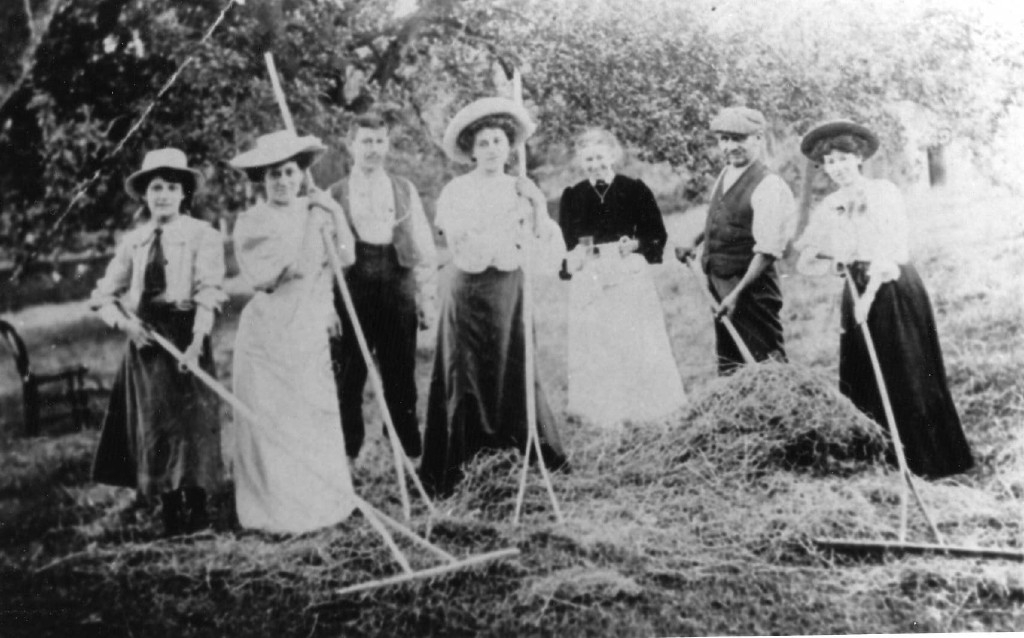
[558,128,686,427]
[420,97,569,496]
[91,148,225,535]
[795,119,973,479]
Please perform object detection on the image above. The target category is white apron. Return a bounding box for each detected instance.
[231,203,356,534]
[567,244,687,428]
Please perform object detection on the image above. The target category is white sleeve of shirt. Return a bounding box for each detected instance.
[751,174,797,259]
[90,233,135,323]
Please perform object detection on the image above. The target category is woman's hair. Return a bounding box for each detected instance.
[243,152,317,183]
[136,167,197,212]
[809,134,869,164]
[455,113,519,157]
[573,127,624,166]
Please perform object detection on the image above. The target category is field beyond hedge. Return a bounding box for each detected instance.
[0,188,1022,637]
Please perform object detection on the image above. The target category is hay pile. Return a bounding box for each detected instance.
[446,362,1019,566]
[613,361,889,482]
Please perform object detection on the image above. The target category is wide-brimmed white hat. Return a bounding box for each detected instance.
[228,129,327,172]
[124,148,203,200]
[441,97,537,164]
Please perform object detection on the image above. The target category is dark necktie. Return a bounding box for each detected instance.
[594,179,609,193]
[142,227,167,303]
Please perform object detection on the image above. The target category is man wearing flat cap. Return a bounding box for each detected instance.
[676,106,796,374]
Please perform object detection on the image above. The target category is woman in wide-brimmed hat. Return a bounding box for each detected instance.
[90,148,226,536]
[420,97,569,497]
[795,119,972,479]
[557,128,687,428]
[228,129,359,533]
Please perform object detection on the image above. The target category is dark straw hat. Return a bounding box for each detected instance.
[800,119,880,160]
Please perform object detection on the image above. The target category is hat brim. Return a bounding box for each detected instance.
[124,166,203,201]
[228,136,327,171]
[441,97,537,164]
[800,120,880,160]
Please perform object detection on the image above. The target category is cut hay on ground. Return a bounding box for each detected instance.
[9,363,1020,636]
[443,362,1019,564]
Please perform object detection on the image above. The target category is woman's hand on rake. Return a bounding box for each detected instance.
[122,318,153,347]
[179,336,204,372]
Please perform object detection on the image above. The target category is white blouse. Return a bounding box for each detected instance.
[796,178,909,284]
[435,173,565,274]
[91,214,226,335]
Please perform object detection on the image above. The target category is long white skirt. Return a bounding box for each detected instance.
[231,285,356,534]
[567,248,687,428]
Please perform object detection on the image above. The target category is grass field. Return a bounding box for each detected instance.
[0,187,1021,637]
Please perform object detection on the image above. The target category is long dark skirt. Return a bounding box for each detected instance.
[840,263,973,479]
[421,267,568,497]
[92,306,222,496]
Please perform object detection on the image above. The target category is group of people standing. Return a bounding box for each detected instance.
[87,98,973,537]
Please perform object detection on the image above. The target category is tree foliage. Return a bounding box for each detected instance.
[1,0,1021,268]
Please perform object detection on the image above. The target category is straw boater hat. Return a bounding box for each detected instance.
[124,148,203,200]
[441,97,537,164]
[710,107,767,136]
[228,129,327,172]
[800,119,880,160]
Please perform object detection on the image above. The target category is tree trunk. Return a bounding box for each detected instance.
[927,145,947,187]
[796,156,817,237]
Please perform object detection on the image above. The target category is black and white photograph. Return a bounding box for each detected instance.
[1,0,1021,635]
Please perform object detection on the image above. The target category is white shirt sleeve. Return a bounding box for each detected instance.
[751,174,797,259]
[90,232,135,324]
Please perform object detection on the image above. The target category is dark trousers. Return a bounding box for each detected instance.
[707,266,786,375]
[330,242,421,458]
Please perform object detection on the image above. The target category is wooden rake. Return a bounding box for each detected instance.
[113,305,520,594]
[263,52,426,521]
[814,271,1021,560]
[260,53,522,592]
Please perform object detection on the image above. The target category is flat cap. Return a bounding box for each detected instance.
[710,107,767,135]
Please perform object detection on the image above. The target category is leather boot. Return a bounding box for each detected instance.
[160,490,184,537]
[182,487,209,533]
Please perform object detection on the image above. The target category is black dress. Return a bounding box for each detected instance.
[841,262,973,479]
[558,175,668,270]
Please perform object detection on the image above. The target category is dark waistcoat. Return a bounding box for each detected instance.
[329,174,423,268]
[701,160,769,278]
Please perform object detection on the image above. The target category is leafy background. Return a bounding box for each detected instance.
[1,0,1022,267]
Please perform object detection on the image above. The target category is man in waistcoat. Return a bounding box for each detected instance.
[329,114,438,462]
[675,106,796,375]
